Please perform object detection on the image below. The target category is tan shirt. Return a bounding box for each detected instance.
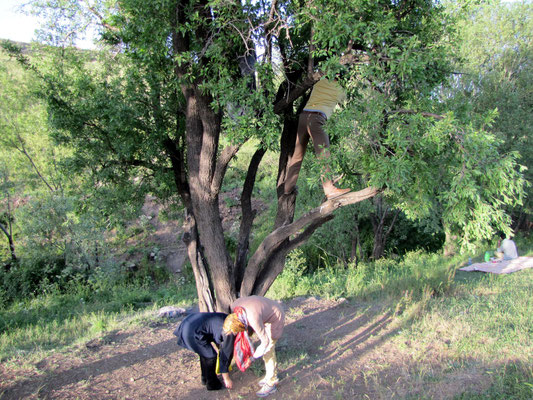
[303,78,347,119]
[231,296,285,357]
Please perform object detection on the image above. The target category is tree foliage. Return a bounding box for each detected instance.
[5,0,525,311]
[0,47,112,294]
[0,49,59,265]
[444,0,532,231]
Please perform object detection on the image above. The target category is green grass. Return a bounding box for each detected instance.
[265,240,533,399]
[454,363,533,399]
[1,237,532,398]
[0,280,196,361]
[268,249,459,302]
[388,266,533,399]
[393,241,533,363]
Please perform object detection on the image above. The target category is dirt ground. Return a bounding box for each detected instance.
[0,197,493,399]
[0,295,491,400]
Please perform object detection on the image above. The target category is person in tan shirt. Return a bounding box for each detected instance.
[224,296,285,397]
[284,77,351,200]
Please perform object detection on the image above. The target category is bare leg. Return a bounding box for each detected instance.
[285,111,350,199]
[305,113,350,198]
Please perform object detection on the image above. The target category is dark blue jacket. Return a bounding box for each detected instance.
[174,312,234,373]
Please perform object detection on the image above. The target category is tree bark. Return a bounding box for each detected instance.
[370,195,399,260]
[0,221,17,267]
[240,187,380,296]
[182,85,237,312]
[182,212,215,312]
[168,1,381,311]
[443,229,458,256]
[235,147,266,294]
[351,217,362,266]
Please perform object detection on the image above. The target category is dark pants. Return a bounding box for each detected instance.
[284,111,332,194]
[199,356,222,390]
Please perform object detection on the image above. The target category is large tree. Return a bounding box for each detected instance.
[444,0,533,231]
[10,0,524,312]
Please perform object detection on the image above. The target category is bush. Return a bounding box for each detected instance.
[269,249,458,301]
[0,256,81,305]
[291,198,445,270]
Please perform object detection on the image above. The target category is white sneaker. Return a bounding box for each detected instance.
[256,384,277,397]
[258,378,279,387]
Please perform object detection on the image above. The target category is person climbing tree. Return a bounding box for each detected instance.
[284,76,351,200]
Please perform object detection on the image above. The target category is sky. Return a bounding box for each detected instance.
[0,0,41,43]
[0,0,95,48]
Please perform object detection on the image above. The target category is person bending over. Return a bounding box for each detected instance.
[224,296,285,397]
[174,312,235,390]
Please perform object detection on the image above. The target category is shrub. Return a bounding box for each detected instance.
[269,249,458,301]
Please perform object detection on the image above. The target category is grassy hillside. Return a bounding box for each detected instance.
[1,240,532,398]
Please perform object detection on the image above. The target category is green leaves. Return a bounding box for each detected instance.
[9,0,526,258]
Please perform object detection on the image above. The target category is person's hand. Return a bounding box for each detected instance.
[242,356,255,370]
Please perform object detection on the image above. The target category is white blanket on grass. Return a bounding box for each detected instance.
[459,256,533,274]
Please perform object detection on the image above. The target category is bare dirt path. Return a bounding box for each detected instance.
[0,296,490,400]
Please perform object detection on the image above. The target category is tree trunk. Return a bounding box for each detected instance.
[443,230,458,256]
[0,221,17,268]
[237,96,304,296]
[234,147,266,295]
[240,187,381,296]
[372,233,386,260]
[170,5,381,309]
[370,196,386,260]
[182,212,216,312]
[370,196,399,260]
[182,86,237,312]
[350,217,362,266]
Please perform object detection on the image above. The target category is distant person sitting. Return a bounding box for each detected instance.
[495,234,518,260]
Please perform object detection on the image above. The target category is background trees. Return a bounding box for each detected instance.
[0,47,112,301]
[1,0,526,312]
[445,0,532,232]
[0,48,57,267]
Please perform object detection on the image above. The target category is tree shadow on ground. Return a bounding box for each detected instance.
[0,296,496,400]
[2,336,179,399]
[2,298,395,399]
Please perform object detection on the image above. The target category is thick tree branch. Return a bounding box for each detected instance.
[0,222,10,239]
[235,146,266,292]
[211,144,240,194]
[240,186,381,296]
[182,212,215,312]
[308,26,315,76]
[252,215,332,296]
[0,221,17,263]
[273,71,323,114]
[385,209,400,239]
[163,137,191,209]
[388,109,445,120]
